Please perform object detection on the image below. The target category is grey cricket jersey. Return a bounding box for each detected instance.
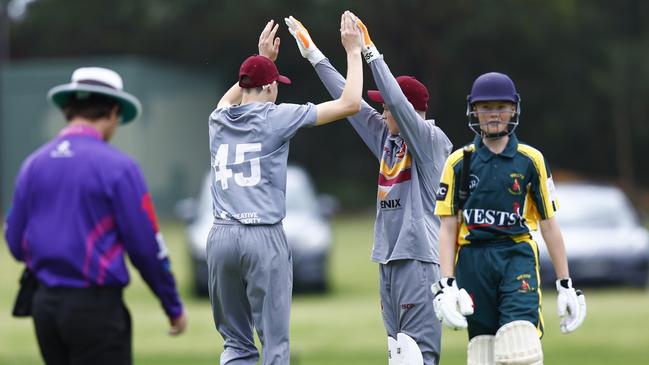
[314,57,452,264]
[208,102,317,225]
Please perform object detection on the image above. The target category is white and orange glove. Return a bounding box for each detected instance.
[556,278,587,333]
[284,16,325,65]
[348,12,381,63]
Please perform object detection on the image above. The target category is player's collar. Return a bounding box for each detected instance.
[500,133,519,158]
[474,133,518,161]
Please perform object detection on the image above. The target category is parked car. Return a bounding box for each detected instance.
[176,165,337,296]
[531,182,649,288]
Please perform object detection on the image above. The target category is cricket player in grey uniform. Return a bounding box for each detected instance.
[286,14,452,365]
[207,14,363,365]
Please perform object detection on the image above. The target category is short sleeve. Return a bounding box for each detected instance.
[434,150,463,216]
[271,103,318,140]
[520,146,559,220]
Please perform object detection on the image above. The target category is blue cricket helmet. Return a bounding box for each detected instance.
[466,72,521,138]
[467,72,520,104]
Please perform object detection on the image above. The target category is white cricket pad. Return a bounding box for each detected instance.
[397,333,423,365]
[388,336,398,365]
[467,335,495,365]
[494,320,543,365]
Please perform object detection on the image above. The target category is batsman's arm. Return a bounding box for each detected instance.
[540,217,570,279]
[542,216,586,334]
[313,12,362,126]
[436,147,472,277]
[434,151,466,278]
[528,150,566,277]
[439,215,459,277]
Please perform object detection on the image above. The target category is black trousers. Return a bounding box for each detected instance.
[32,285,132,365]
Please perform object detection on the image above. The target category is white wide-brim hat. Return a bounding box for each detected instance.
[47,67,142,124]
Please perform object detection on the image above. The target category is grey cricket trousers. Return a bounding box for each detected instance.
[379,259,442,365]
[207,223,293,365]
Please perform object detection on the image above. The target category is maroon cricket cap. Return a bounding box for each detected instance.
[367,76,429,112]
[238,55,291,88]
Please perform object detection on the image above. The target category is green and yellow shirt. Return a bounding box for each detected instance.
[434,134,559,245]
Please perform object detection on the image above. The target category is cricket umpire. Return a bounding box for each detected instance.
[4,66,187,365]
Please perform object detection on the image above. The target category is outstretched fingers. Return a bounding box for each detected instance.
[268,22,279,41]
[258,20,280,61]
[259,20,273,42]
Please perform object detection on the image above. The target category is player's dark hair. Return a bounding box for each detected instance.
[240,76,265,94]
[63,93,121,121]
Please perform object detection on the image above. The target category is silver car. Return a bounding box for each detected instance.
[176,166,336,296]
[531,182,649,288]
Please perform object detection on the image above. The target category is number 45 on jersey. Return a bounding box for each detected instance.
[212,143,261,189]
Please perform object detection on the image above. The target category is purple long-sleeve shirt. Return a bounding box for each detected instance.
[4,124,183,319]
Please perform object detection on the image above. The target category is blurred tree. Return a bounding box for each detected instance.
[6,0,649,207]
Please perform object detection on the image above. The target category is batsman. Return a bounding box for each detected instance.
[432,72,587,365]
[286,13,452,365]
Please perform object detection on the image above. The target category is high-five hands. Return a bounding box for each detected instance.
[285,11,362,64]
[258,19,281,61]
[347,12,381,63]
[339,11,362,55]
[284,15,325,65]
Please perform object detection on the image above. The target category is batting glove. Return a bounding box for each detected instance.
[556,278,586,333]
[348,12,380,63]
[284,16,325,66]
[431,277,474,330]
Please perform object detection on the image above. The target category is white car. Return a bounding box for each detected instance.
[176,166,337,296]
[531,182,649,288]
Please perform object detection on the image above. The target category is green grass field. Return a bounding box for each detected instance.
[2,214,649,364]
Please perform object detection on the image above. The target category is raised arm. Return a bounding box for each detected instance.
[217,82,243,109]
[311,11,363,126]
[285,15,386,158]
[353,13,450,162]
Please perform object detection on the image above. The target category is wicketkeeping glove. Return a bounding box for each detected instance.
[348,12,381,63]
[284,16,325,66]
[431,277,474,330]
[556,278,586,334]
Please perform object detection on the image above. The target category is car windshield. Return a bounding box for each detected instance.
[286,168,318,213]
[555,185,636,228]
